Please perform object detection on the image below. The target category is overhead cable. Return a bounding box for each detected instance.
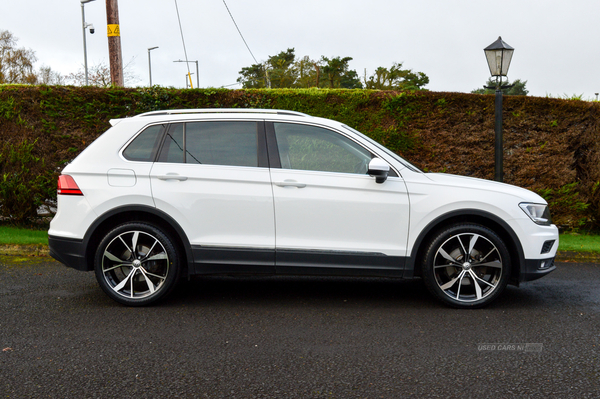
[222,0,259,64]
[174,0,193,88]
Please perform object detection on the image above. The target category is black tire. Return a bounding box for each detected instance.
[422,223,511,309]
[94,222,181,306]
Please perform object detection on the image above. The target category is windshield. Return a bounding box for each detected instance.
[341,125,423,173]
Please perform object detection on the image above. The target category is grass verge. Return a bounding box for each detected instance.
[0,225,49,246]
[557,233,600,253]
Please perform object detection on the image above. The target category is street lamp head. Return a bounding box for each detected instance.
[81,0,96,4]
[148,46,159,51]
[484,36,514,77]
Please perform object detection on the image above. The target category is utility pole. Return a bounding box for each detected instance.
[106,0,124,86]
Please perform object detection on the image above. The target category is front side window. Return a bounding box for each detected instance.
[157,121,258,167]
[273,123,372,174]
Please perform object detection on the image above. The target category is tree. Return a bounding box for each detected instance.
[267,48,297,88]
[37,65,66,85]
[66,63,112,87]
[363,62,429,91]
[237,50,362,89]
[0,30,37,84]
[321,56,362,89]
[237,51,430,91]
[0,29,67,86]
[293,56,320,88]
[237,63,267,88]
[66,60,140,87]
[471,78,529,95]
[237,48,297,88]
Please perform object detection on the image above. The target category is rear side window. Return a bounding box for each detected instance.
[158,124,184,163]
[158,121,259,167]
[122,124,164,162]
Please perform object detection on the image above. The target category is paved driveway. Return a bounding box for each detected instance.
[1,257,599,398]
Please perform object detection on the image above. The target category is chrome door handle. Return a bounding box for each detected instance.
[158,174,188,181]
[275,180,306,188]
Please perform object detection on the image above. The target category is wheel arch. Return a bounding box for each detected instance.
[82,205,193,275]
[407,209,525,285]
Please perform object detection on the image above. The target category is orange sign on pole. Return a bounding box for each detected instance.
[107,24,120,37]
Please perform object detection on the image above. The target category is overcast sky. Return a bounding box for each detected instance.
[2,0,599,98]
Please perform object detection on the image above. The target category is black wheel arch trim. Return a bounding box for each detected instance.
[405,208,526,283]
[82,205,194,274]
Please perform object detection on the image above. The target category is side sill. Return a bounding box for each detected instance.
[277,249,406,277]
[192,246,276,275]
[190,246,407,277]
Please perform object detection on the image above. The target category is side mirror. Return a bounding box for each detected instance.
[367,158,389,184]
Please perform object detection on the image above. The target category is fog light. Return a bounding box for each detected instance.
[538,259,555,270]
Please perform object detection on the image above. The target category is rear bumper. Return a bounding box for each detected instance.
[519,257,556,282]
[48,235,91,271]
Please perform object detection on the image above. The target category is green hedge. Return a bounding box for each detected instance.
[1,85,599,230]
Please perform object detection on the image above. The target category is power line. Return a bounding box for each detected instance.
[174,0,193,88]
[222,0,258,64]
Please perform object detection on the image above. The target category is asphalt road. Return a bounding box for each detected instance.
[1,257,599,398]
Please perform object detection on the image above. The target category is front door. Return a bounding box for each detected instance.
[267,122,410,275]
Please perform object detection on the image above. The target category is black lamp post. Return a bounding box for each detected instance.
[484,36,514,182]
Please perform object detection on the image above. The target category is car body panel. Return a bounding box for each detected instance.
[270,168,409,258]
[402,171,558,261]
[150,162,275,249]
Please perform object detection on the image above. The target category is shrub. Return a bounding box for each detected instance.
[0,138,56,224]
[1,85,600,230]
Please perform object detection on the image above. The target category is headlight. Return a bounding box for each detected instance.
[519,203,552,226]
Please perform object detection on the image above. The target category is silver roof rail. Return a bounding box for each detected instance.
[136,109,311,118]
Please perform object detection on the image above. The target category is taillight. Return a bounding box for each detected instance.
[57,175,83,195]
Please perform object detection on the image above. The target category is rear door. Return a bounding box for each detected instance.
[150,120,275,274]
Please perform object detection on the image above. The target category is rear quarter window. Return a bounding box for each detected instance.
[122,124,165,162]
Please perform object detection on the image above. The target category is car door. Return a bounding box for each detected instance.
[267,121,410,275]
[150,120,275,274]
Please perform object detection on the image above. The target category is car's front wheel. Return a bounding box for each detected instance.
[94,222,181,306]
[422,223,511,308]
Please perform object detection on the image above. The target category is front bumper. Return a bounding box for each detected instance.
[519,257,556,282]
[48,235,91,271]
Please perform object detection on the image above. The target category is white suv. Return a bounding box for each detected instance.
[48,109,558,308]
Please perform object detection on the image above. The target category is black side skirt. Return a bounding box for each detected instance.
[192,246,406,277]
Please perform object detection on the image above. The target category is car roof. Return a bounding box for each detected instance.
[110,109,313,126]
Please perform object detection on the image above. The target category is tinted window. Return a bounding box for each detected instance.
[157,121,258,167]
[273,123,372,174]
[122,124,164,162]
[158,124,184,163]
[186,122,257,166]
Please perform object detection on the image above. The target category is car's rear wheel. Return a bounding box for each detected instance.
[422,223,511,308]
[94,222,181,306]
